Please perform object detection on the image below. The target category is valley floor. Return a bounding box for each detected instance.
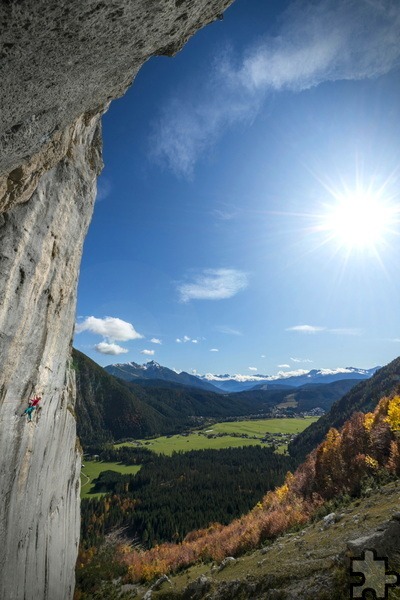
[80,417,316,499]
[116,417,317,456]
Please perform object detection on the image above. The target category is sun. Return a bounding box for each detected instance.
[320,188,398,252]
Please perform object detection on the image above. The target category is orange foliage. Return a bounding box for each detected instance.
[387,440,400,474]
[118,393,400,582]
[121,483,316,582]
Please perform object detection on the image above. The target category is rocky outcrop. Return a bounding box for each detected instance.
[347,512,400,557]
[0,1,233,599]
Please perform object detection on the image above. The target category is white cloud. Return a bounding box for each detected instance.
[273,369,309,379]
[291,357,314,363]
[96,177,112,202]
[216,325,243,336]
[201,369,313,382]
[210,348,219,352]
[150,338,162,345]
[278,364,291,368]
[152,0,400,176]
[94,342,128,355]
[260,355,266,358]
[178,268,248,303]
[248,367,258,371]
[141,349,155,356]
[176,335,195,343]
[287,325,362,335]
[211,208,238,221]
[286,325,325,334]
[75,316,143,341]
[316,367,360,375]
[202,373,265,382]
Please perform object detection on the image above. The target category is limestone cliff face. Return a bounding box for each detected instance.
[0,1,233,599]
[0,0,232,211]
[0,113,102,600]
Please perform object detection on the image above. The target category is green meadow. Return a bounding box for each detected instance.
[124,434,264,455]
[117,417,317,456]
[211,417,317,436]
[82,418,317,496]
[81,461,141,498]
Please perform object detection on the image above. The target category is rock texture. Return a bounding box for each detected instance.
[0,0,232,209]
[0,112,102,600]
[0,1,233,599]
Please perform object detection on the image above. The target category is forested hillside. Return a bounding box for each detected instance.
[289,356,400,459]
[74,349,361,448]
[74,349,162,446]
[74,350,271,446]
[233,378,359,412]
[74,349,267,446]
[115,393,400,582]
[80,446,296,550]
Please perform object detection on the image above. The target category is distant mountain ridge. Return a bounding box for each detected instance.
[105,360,379,393]
[104,360,221,392]
[199,367,379,392]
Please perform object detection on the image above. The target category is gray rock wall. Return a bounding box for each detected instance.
[0,0,232,209]
[0,1,233,599]
[0,113,102,600]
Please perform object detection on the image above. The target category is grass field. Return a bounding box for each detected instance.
[211,417,317,436]
[117,417,317,456]
[128,434,265,455]
[83,418,317,495]
[81,461,141,498]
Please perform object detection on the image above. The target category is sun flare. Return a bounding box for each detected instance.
[321,189,398,252]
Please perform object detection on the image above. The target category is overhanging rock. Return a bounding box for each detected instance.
[0,2,233,599]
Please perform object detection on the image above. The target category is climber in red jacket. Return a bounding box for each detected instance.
[29,394,41,408]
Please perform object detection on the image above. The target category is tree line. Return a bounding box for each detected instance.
[80,445,296,549]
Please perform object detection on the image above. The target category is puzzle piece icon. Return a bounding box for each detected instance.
[350,549,399,599]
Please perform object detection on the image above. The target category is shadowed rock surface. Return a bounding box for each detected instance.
[0,1,233,599]
[0,0,232,211]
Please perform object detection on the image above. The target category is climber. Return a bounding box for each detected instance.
[29,394,41,409]
[23,405,36,421]
[22,394,42,421]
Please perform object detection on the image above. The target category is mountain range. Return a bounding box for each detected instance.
[105,360,379,393]
[74,350,367,448]
[104,360,221,392]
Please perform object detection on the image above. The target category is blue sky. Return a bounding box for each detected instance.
[75,0,400,377]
